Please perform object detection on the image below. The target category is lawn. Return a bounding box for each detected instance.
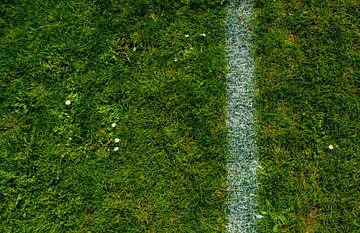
[0,0,227,232]
[255,0,359,232]
[1,0,359,232]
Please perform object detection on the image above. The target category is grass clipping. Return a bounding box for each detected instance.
[226,0,260,232]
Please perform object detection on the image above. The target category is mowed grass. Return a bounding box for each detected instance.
[254,0,359,232]
[0,0,227,232]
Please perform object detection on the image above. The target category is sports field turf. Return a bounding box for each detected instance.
[1,0,227,232]
[255,1,359,232]
[0,0,359,232]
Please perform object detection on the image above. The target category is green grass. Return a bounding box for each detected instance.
[2,0,359,232]
[254,0,359,232]
[0,0,227,232]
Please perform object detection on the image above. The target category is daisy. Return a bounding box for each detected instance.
[65,100,71,105]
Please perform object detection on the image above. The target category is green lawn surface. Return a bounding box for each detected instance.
[255,0,359,232]
[1,0,359,232]
[0,0,227,232]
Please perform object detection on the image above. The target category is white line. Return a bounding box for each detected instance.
[226,0,259,232]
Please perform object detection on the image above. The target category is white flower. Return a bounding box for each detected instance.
[113,147,119,152]
[65,100,71,105]
[185,34,190,38]
[200,33,206,37]
[114,138,120,143]
[174,58,178,62]
[328,144,334,150]
[111,123,116,128]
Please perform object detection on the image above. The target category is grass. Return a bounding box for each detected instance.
[2,0,359,232]
[0,0,228,232]
[254,0,359,232]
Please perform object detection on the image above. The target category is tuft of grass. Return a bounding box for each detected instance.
[254,0,359,232]
[0,0,227,232]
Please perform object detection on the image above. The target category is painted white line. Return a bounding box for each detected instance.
[226,0,259,232]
